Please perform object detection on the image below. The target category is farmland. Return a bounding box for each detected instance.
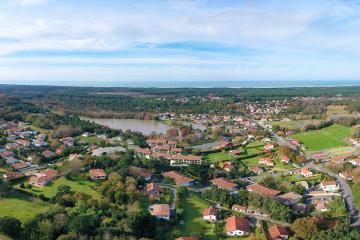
[290,124,351,151]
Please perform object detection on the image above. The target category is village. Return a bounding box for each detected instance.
[1,99,359,240]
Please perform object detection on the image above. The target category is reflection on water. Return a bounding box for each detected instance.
[81,117,205,135]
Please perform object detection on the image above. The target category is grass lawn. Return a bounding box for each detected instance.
[242,155,263,167]
[18,176,100,199]
[0,193,51,222]
[76,136,105,145]
[243,141,264,155]
[182,194,216,239]
[268,120,322,130]
[290,124,351,151]
[352,183,360,209]
[203,151,233,163]
[277,174,322,183]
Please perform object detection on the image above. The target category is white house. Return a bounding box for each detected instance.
[203,207,217,221]
[226,216,250,237]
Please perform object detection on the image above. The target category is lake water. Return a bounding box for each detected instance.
[81,117,205,135]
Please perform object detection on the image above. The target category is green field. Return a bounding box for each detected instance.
[352,183,360,209]
[182,194,216,239]
[269,119,322,130]
[203,151,233,163]
[290,124,351,151]
[18,176,100,199]
[0,194,51,222]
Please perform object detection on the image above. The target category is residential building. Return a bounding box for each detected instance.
[89,169,107,180]
[211,178,238,192]
[268,225,290,240]
[135,148,152,159]
[258,157,274,166]
[320,180,339,192]
[149,204,170,220]
[129,166,153,181]
[162,171,194,186]
[146,182,162,200]
[169,154,202,166]
[203,207,217,221]
[225,216,250,237]
[276,192,302,205]
[246,184,281,197]
[30,169,57,187]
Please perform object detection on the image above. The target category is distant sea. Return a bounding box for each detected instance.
[2,80,360,88]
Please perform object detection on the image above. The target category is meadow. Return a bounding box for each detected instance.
[18,176,101,199]
[0,193,51,222]
[290,124,351,151]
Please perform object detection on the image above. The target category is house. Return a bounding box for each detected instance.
[42,150,55,158]
[68,154,81,161]
[276,192,302,205]
[259,157,274,167]
[89,169,107,180]
[230,150,241,156]
[162,171,194,186]
[29,169,57,187]
[339,171,353,181]
[220,161,234,172]
[153,145,171,153]
[290,139,300,146]
[150,152,171,160]
[280,156,291,164]
[146,182,162,200]
[176,237,198,240]
[219,140,233,148]
[3,172,25,181]
[350,158,360,166]
[170,147,182,155]
[0,150,13,158]
[300,167,313,177]
[296,181,309,189]
[232,204,250,214]
[292,203,307,215]
[314,200,329,212]
[249,166,263,175]
[129,166,153,181]
[91,146,126,157]
[246,184,281,197]
[4,156,19,165]
[135,148,152,159]
[320,180,339,192]
[169,154,202,166]
[268,225,290,240]
[12,161,29,171]
[264,144,275,151]
[149,204,170,220]
[225,216,250,237]
[203,207,217,221]
[330,156,347,164]
[60,137,74,147]
[211,178,238,192]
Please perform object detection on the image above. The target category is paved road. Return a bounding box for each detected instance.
[251,116,360,228]
[313,166,360,227]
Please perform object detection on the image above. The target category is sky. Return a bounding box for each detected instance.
[1,0,360,86]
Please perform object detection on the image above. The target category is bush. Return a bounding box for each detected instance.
[0,216,22,238]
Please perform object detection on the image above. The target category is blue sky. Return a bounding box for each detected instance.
[1,0,360,85]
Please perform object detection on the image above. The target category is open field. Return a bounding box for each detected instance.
[182,194,216,239]
[0,194,51,222]
[268,119,323,130]
[352,183,360,209]
[242,141,265,155]
[290,124,351,151]
[203,151,233,163]
[17,176,100,199]
[326,105,353,120]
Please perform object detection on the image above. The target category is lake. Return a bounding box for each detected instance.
[80,117,205,135]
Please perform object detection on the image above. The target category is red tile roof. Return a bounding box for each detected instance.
[203,207,216,217]
[211,177,237,191]
[89,169,106,178]
[162,171,194,185]
[246,184,281,196]
[268,225,289,240]
[226,216,250,233]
